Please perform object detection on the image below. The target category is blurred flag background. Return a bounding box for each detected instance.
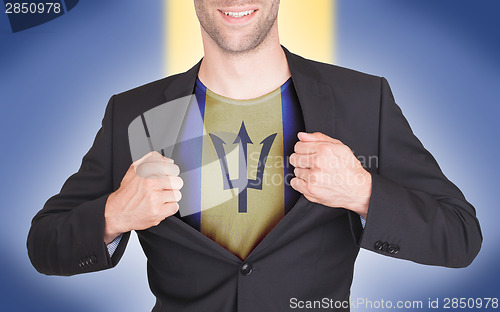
[0,0,498,311]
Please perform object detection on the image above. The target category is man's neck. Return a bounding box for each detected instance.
[197,31,291,100]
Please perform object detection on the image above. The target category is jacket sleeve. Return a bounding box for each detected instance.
[27,96,130,276]
[358,77,482,268]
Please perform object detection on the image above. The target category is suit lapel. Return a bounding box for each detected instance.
[163,60,202,101]
[283,46,336,137]
[128,61,203,161]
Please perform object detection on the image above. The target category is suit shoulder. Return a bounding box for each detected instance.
[105,71,191,126]
[109,71,193,121]
[289,52,385,109]
[315,59,383,97]
[113,73,183,103]
[293,53,382,87]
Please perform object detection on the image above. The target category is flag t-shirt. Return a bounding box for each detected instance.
[173,77,305,260]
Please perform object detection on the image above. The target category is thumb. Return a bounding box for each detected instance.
[298,132,339,143]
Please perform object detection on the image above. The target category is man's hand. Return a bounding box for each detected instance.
[103,151,183,244]
[289,132,371,219]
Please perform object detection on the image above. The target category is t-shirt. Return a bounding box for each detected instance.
[172,77,305,259]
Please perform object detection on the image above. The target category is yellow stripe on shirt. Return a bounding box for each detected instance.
[200,86,285,260]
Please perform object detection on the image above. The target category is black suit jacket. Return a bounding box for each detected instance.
[27,47,482,311]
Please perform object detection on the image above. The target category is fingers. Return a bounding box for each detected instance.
[290,177,318,202]
[134,151,174,168]
[142,175,183,192]
[157,189,182,203]
[159,176,184,190]
[294,167,325,186]
[297,132,342,144]
[162,202,180,216]
[289,153,316,169]
[293,167,312,182]
[134,151,164,165]
[294,138,342,155]
[135,160,180,178]
[294,141,317,154]
[294,141,330,154]
[140,151,174,165]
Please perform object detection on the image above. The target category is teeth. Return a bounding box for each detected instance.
[223,10,255,18]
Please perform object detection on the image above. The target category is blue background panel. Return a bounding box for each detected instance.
[0,0,498,311]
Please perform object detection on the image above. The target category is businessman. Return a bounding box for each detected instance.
[28,1,482,311]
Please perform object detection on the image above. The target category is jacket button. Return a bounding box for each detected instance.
[79,259,87,268]
[240,263,253,276]
[374,241,383,251]
[89,256,97,265]
[381,242,389,252]
[387,244,395,254]
[393,245,400,254]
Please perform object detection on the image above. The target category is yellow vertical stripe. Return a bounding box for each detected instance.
[165,0,336,75]
[165,1,203,76]
[278,0,335,65]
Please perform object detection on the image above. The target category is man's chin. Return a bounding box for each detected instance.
[216,38,265,55]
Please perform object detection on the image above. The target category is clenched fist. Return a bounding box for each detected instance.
[104,151,183,244]
[289,132,371,219]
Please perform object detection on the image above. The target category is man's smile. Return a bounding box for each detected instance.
[218,8,258,24]
[221,9,256,18]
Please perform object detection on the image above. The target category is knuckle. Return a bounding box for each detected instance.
[340,145,352,156]
[173,190,182,202]
[294,143,302,153]
[295,156,305,167]
[318,144,332,155]
[172,164,180,176]
[141,177,156,188]
[136,163,153,178]
[306,183,317,197]
[166,202,179,215]
[163,177,173,189]
[166,163,180,176]
[297,157,307,168]
[309,171,318,184]
[138,162,152,171]
[147,151,163,163]
[173,176,184,189]
[312,156,322,168]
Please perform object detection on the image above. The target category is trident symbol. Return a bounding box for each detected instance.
[209,121,277,213]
